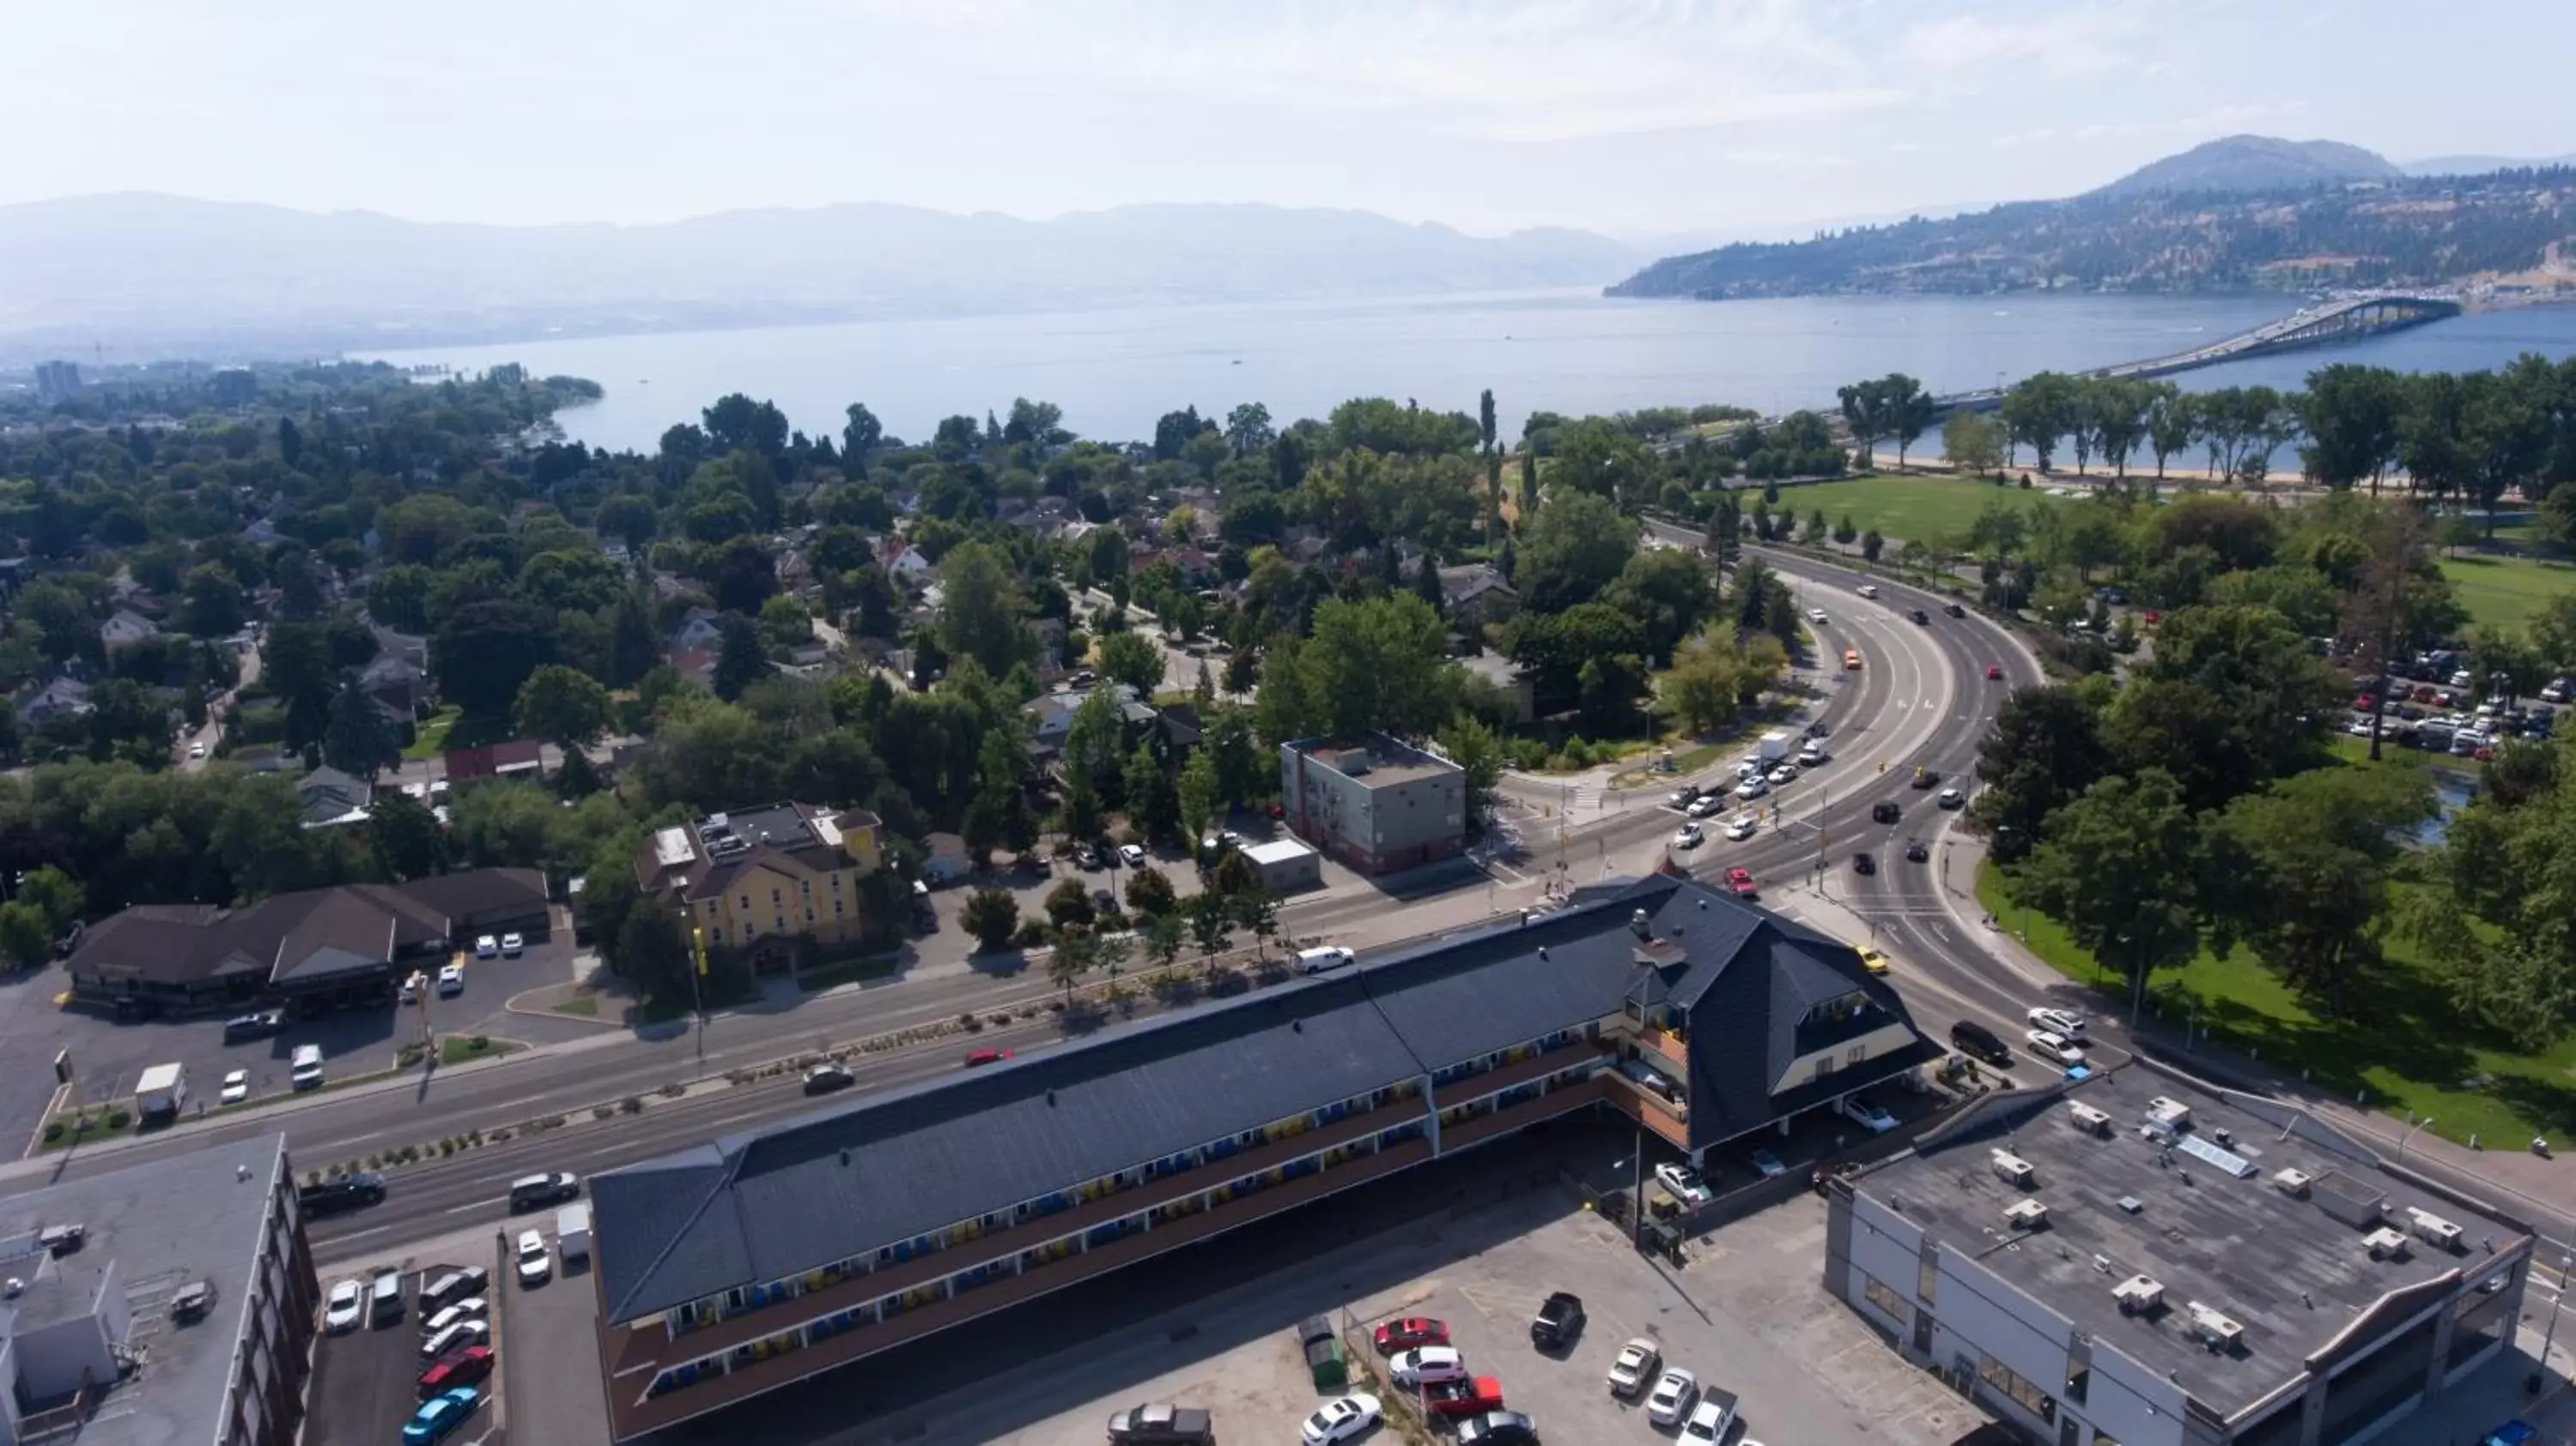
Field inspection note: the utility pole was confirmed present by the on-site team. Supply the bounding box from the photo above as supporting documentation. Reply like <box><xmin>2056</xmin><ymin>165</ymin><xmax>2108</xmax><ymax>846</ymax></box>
<box><xmin>683</xmin><ymin>911</ymin><xmax>708</xmax><ymax>1064</ymax></box>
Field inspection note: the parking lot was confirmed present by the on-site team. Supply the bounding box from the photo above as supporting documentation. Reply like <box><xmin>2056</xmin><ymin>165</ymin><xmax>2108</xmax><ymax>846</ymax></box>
<box><xmin>0</xmin><ymin>927</ymin><xmax>581</xmax><ymax>1155</ymax></box>
<box><xmin>503</xmin><ymin>1212</ymin><xmax>615</xmax><ymax>1446</ymax></box>
<box><xmin>307</xmin><ymin>1253</ymin><xmax>502</xmax><ymax>1446</ymax></box>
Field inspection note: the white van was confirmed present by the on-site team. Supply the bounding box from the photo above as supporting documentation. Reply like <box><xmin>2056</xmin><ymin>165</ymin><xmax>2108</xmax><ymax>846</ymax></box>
<box><xmin>1293</xmin><ymin>945</ymin><xmax>1354</xmax><ymax>976</ymax></box>
<box><xmin>290</xmin><ymin>1044</ymin><xmax>325</xmax><ymax>1091</ymax></box>
<box><xmin>369</xmin><ymin>1268</ymin><xmax>404</xmax><ymax>1323</ymax></box>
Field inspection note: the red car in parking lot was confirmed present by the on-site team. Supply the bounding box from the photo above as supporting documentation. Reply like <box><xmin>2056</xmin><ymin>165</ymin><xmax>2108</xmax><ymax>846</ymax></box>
<box><xmin>1372</xmin><ymin>1316</ymin><xmax>1450</xmax><ymax>1352</ymax></box>
<box><xmin>1725</xmin><ymin>868</ymin><xmax>1758</xmax><ymax>898</ymax></box>
<box><xmin>416</xmin><ymin>1345</ymin><xmax>494</xmax><ymax>1400</ymax></box>
<box><xmin>1424</xmin><ymin>1376</ymin><xmax>1505</xmax><ymax>1419</ymax></box>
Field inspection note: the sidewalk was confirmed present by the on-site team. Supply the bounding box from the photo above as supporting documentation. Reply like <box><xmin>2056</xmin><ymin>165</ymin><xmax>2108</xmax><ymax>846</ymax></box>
<box><xmin>1935</xmin><ymin>829</ymin><xmax>2576</xmax><ymax>1246</ymax></box>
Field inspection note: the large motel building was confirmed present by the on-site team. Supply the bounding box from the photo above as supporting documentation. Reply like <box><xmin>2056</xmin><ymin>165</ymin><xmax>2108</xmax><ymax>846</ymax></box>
<box><xmin>587</xmin><ymin>874</ymin><xmax>1942</xmax><ymax>1438</ymax></box>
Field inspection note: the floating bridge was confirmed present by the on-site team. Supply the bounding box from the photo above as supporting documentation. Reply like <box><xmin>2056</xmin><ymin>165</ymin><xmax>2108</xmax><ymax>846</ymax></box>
<box><xmin>1936</xmin><ymin>293</ymin><xmax>2463</xmax><ymax>411</ymax></box>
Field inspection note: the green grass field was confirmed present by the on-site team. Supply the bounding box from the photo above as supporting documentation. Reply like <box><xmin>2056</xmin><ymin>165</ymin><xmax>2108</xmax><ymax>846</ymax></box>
<box><xmin>1771</xmin><ymin>473</ymin><xmax>2071</xmax><ymax>545</ymax></box>
<box><xmin>2437</xmin><ymin>552</ymin><xmax>2576</xmax><ymax>633</ymax></box>
<box><xmin>1978</xmin><ymin>862</ymin><xmax>2576</xmax><ymax>1148</ymax></box>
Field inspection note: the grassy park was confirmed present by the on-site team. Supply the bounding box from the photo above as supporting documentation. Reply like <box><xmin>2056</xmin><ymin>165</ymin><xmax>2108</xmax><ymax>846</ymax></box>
<box><xmin>2436</xmin><ymin>551</ymin><xmax>2576</xmax><ymax>632</ymax></box>
<box><xmin>1978</xmin><ymin>862</ymin><xmax>2576</xmax><ymax>1148</ymax></box>
<box><xmin>1770</xmin><ymin>473</ymin><xmax>2071</xmax><ymax>544</ymax></box>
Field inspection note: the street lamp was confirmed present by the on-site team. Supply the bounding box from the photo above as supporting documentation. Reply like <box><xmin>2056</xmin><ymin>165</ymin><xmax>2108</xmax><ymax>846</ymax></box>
<box><xmin>2397</xmin><ymin>1114</ymin><xmax>2434</xmax><ymax>1159</ymax></box>
<box><xmin>679</xmin><ymin>908</ymin><xmax>708</xmax><ymax>1064</ymax></box>
<box><xmin>2540</xmin><ymin>1251</ymin><xmax>2573</xmax><ymax>1392</ymax></box>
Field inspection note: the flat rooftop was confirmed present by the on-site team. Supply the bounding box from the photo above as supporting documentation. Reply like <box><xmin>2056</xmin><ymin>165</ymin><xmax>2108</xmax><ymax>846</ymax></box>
<box><xmin>1859</xmin><ymin>1065</ymin><xmax>2524</xmax><ymax>1415</ymax></box>
<box><xmin>1285</xmin><ymin>734</ymin><xmax>1459</xmax><ymax>787</ymax></box>
<box><xmin>0</xmin><ymin>1133</ymin><xmax>290</xmax><ymax>1444</ymax></box>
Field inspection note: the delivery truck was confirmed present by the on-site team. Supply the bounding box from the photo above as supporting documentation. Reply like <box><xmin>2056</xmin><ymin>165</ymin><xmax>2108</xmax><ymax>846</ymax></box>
<box><xmin>136</xmin><ymin>1062</ymin><xmax>187</xmax><ymax>1121</ymax></box>
<box><xmin>1758</xmin><ymin>731</ymin><xmax>1790</xmax><ymax>763</ymax></box>
<box><xmin>556</xmin><ymin>1201</ymin><xmax>592</xmax><ymax>1263</ymax></box>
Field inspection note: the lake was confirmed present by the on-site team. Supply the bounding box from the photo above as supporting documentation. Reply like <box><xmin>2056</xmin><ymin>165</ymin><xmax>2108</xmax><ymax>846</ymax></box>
<box><xmin>364</xmin><ymin>289</ymin><xmax>2576</xmax><ymax>453</ymax></box>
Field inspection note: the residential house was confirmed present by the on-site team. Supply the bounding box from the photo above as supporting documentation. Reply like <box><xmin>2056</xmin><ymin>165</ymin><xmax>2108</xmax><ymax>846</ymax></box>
<box><xmin>445</xmin><ymin>739</ymin><xmax>546</xmax><ymax>782</ymax></box>
<box><xmin>1457</xmin><ymin>652</ymin><xmax>1536</xmax><ymax>725</ymax></box>
<box><xmin>671</xmin><ymin>607</ymin><xmax>724</xmax><ymax>659</ymax></box>
<box><xmin>884</xmin><ymin>543</ymin><xmax>934</xmax><ymax>581</ymax></box>
<box><xmin>294</xmin><ymin>766</ymin><xmax>373</xmax><ymax>829</ymax></box>
<box><xmin>17</xmin><ymin>677</ymin><xmax>93</xmax><ymax>725</ymax></box>
<box><xmin>99</xmin><ymin>609</ymin><xmax>160</xmax><ymax>655</ymax></box>
<box><xmin>357</xmin><ymin>653</ymin><xmax>432</xmax><ymax>721</ymax></box>
<box><xmin>1437</xmin><ymin>564</ymin><xmax>1521</xmax><ymax>629</ymax></box>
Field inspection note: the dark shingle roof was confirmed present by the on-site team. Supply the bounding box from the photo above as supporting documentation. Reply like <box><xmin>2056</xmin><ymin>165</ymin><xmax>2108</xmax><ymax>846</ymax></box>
<box><xmin>592</xmin><ymin>877</ymin><xmax>1935</xmax><ymax>1323</ymax></box>
<box><xmin>65</xmin><ymin>870</ymin><xmax>541</xmax><ymax>990</ymax></box>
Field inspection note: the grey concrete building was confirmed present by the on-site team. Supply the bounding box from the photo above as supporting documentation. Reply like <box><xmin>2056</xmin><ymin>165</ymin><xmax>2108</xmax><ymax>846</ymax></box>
<box><xmin>1279</xmin><ymin>733</ymin><xmax>1465</xmax><ymax>875</ymax></box>
<box><xmin>1823</xmin><ymin>1060</ymin><xmax>2532</xmax><ymax>1446</ymax></box>
<box><xmin>0</xmin><ymin>1131</ymin><xmax>316</xmax><ymax>1446</ymax></box>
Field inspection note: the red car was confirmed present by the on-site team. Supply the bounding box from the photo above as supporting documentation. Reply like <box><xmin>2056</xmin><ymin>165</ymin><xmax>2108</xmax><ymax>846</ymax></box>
<box><xmin>1985</xmin><ymin>664</ymin><xmax>2003</xmax><ymax>680</ymax></box>
<box><xmin>1725</xmin><ymin>868</ymin><xmax>1757</xmax><ymax>898</ymax></box>
<box><xmin>963</xmin><ymin>1047</ymin><xmax>1013</xmax><ymax>1067</ymax></box>
<box><xmin>1373</xmin><ymin>1316</ymin><xmax>1450</xmax><ymax>1353</ymax></box>
<box><xmin>2353</xmin><ymin>693</ymin><xmax>2376</xmax><ymax>712</ymax></box>
<box><xmin>1425</xmin><ymin>1376</ymin><xmax>1505</xmax><ymax>1419</ymax></box>
<box><xmin>416</xmin><ymin>1345</ymin><xmax>494</xmax><ymax>1400</ymax></box>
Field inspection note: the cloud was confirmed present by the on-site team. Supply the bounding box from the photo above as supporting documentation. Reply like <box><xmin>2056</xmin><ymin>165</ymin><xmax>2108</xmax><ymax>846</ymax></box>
<box><xmin>848</xmin><ymin>0</ymin><xmax>1909</xmax><ymax>141</ymax></box>
<box><xmin>1897</xmin><ymin>10</ymin><xmax>2131</xmax><ymax>82</ymax></box>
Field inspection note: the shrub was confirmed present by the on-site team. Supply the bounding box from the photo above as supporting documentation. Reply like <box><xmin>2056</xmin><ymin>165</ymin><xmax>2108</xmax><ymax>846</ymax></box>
<box><xmin>593</xmin><ymin>1104</ymin><xmax>617</xmax><ymax>1121</ymax></box>
<box><xmin>106</xmin><ymin>1108</ymin><xmax>131</xmax><ymax>1130</ymax></box>
<box><xmin>621</xmin><ymin>1096</ymin><xmax>643</xmax><ymax>1115</ymax></box>
<box><xmin>41</xmin><ymin>1121</ymin><xmax>64</xmax><ymax>1145</ymax></box>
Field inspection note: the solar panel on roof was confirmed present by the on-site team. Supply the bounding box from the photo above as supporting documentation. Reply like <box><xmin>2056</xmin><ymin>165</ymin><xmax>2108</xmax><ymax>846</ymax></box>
<box><xmin>2174</xmin><ymin>1133</ymin><xmax>2256</xmax><ymax>1179</ymax></box>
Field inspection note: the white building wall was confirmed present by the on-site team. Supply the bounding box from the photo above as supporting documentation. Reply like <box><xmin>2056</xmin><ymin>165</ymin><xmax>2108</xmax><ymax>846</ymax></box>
<box><xmin>1933</xmin><ymin>1246</ymin><xmax>2075</xmax><ymax>1397</ymax></box>
<box><xmin>2083</xmin><ymin>1338</ymin><xmax>2194</xmax><ymax>1446</ymax></box>
<box><xmin>1845</xmin><ymin>1193</ymin><xmax>1924</xmax><ymax>1309</ymax></box>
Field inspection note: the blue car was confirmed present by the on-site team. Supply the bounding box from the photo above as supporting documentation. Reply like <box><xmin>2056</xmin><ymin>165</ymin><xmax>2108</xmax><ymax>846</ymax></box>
<box><xmin>2480</xmin><ymin>1425</ymin><xmax>2534</xmax><ymax>1446</ymax></box>
<box><xmin>403</xmin><ymin>1385</ymin><xmax>481</xmax><ymax>1445</ymax></box>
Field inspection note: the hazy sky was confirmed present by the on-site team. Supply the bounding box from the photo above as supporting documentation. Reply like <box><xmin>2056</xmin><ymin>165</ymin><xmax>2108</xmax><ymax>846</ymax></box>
<box><xmin>11</xmin><ymin>0</ymin><xmax>2571</xmax><ymax>240</ymax></box>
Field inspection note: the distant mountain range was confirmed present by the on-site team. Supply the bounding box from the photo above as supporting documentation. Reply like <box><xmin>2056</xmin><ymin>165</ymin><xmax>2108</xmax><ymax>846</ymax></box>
<box><xmin>2403</xmin><ymin>152</ymin><xmax>2576</xmax><ymax>176</ymax></box>
<box><xmin>0</xmin><ymin>194</ymin><xmax>1643</xmax><ymax>364</ymax></box>
<box><xmin>1611</xmin><ymin>135</ymin><xmax>2576</xmax><ymax>303</ymax></box>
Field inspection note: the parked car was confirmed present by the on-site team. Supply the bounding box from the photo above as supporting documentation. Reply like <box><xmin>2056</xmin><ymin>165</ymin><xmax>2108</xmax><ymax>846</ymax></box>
<box><xmin>1455</xmin><ymin>1411</ymin><xmax>1539</xmax><ymax>1446</ymax></box>
<box><xmin>435</xmin><ymin>962</ymin><xmax>465</xmax><ymax>996</ymax></box>
<box><xmin>1949</xmin><ymin>1019</ymin><xmax>2012</xmax><ymax>1066</ymax></box>
<box><xmin>500</xmin><ymin>933</ymin><xmax>524</xmax><ymax>957</ymax></box>
<box><xmin>1388</xmin><ymin>1346</ymin><xmax>1468</xmax><ymax>1385</ymax></box>
<box><xmin>1607</xmin><ymin>1337</ymin><xmax>1661</xmax><ymax>1396</ymax></box>
<box><xmin>1529</xmin><ymin>1290</ymin><xmax>1586</xmax><ymax>1348</ymax></box>
<box><xmin>324</xmin><ymin>1279</ymin><xmax>366</xmax><ymax>1332</ymax></box>
<box><xmin>403</xmin><ymin>1387</ymin><xmax>482</xmax><ymax>1446</ymax></box>
<box><xmin>421</xmin><ymin>1298</ymin><xmax>487</xmax><ymax>1337</ymax></box>
<box><xmin>2025</xmin><ymin>1029</ymin><xmax>2087</xmax><ymax>1067</ymax></box>
<box><xmin>1372</xmin><ymin>1316</ymin><xmax>1449</xmax><ymax>1353</ymax></box>
<box><xmin>1105</xmin><ymin>1403</ymin><xmax>1215</xmax><ymax>1444</ymax></box>
<box><xmin>2026</xmin><ymin>1006</ymin><xmax>2087</xmax><ymax>1039</ymax></box>
<box><xmin>1725</xmin><ymin>867</ymin><xmax>1757</xmax><ymax>898</ymax></box>
<box><xmin>1656</xmin><ymin>1162</ymin><xmax>1713</xmax><ymax>1206</ymax></box>
<box><xmin>222</xmin><ymin>1008</ymin><xmax>285</xmax><ymax>1042</ymax></box>
<box><xmin>1743</xmin><ymin>1146</ymin><xmax>1786</xmax><ymax>1178</ymax></box>
<box><xmin>1300</xmin><ymin>1394</ymin><xmax>1382</xmax><ymax>1444</ymax></box>
<box><xmin>803</xmin><ymin>1063</ymin><xmax>856</xmax><ymax>1095</ymax></box>
<box><xmin>418</xmin><ymin>1320</ymin><xmax>488</xmax><ymax>1360</ymax></box>
<box><xmin>514</xmin><ymin>1229</ymin><xmax>550</xmax><ymax>1287</ymax></box>
<box><xmin>1118</xmin><ymin>844</ymin><xmax>1148</xmax><ymax>868</ymax></box>
<box><xmin>472</xmin><ymin>934</ymin><xmax>498</xmax><ymax>959</ymax></box>
<box><xmin>1838</xmin><ymin>1096</ymin><xmax>1897</xmax><ymax>1133</ymax></box>
<box><xmin>1422</xmin><ymin>1376</ymin><xmax>1504</xmax><ymax>1420</ymax></box>
<box><xmin>220</xmin><ymin>1069</ymin><xmax>250</xmax><ymax>1105</ymax></box>
<box><xmin>421</xmin><ymin>1267</ymin><xmax>487</xmax><ymax>1311</ymax></box>
<box><xmin>1647</xmin><ymin>1366</ymin><xmax>1700</xmax><ymax>1425</ymax></box>
<box><xmin>1797</xmin><ymin>741</ymin><xmax>1829</xmax><ymax>765</ymax></box>
<box><xmin>1681</xmin><ymin>1392</ymin><xmax>1741</xmax><ymax>1444</ymax></box>
<box><xmin>416</xmin><ymin>1345</ymin><xmax>494</xmax><ymax>1400</ymax></box>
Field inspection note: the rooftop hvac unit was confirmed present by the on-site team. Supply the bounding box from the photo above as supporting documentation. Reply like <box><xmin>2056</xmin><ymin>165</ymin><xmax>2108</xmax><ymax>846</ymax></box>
<box><xmin>2362</xmin><ymin>1227</ymin><xmax>2411</xmax><ymax>1261</ymax></box>
<box><xmin>2146</xmin><ymin>1096</ymin><xmax>2192</xmax><ymax>1132</ymax></box>
<box><xmin>2002</xmin><ymin>1199</ymin><xmax>2050</xmax><ymax>1230</ymax></box>
<box><xmin>2067</xmin><ymin>1102</ymin><xmax>2111</xmax><ymax>1136</ymax></box>
<box><xmin>2406</xmin><ymin>1207</ymin><xmax>2464</xmax><ymax>1252</ymax></box>
<box><xmin>2112</xmin><ymin>1274</ymin><xmax>2165</xmax><ymax>1315</ymax></box>
<box><xmin>2185</xmin><ymin>1301</ymin><xmax>2245</xmax><ymax>1352</ymax></box>
<box><xmin>1991</xmin><ymin>1150</ymin><xmax>2037</xmax><ymax>1188</ymax></box>
<box><xmin>2270</xmin><ymin>1167</ymin><xmax>2313</xmax><ymax>1198</ymax></box>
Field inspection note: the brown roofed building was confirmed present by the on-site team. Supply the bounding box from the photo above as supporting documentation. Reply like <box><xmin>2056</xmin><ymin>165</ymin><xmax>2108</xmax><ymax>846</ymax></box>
<box><xmin>635</xmin><ymin>802</ymin><xmax>884</xmax><ymax>970</ymax></box>
<box><xmin>444</xmin><ymin>738</ymin><xmax>545</xmax><ymax>782</ymax></box>
<box><xmin>66</xmin><ymin>869</ymin><xmax>550</xmax><ymax>1014</ymax></box>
